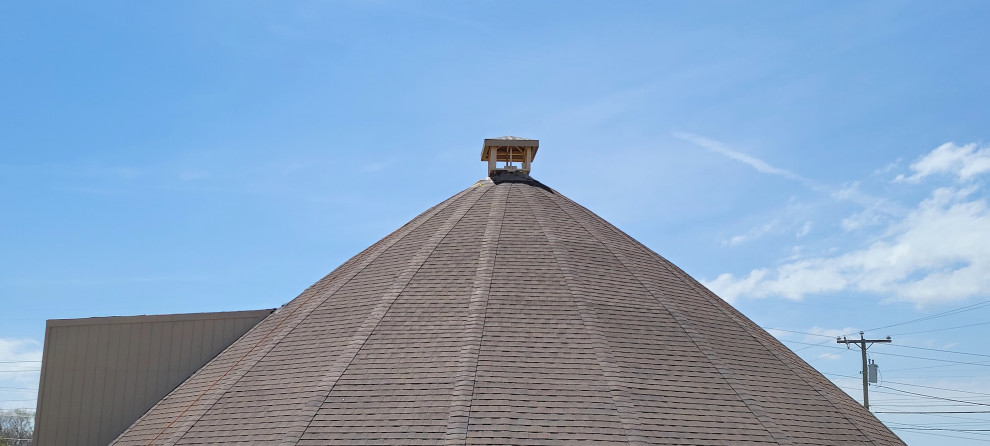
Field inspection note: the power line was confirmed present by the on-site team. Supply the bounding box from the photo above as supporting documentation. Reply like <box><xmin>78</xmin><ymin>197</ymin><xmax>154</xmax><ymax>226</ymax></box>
<box><xmin>762</xmin><ymin>328</ymin><xmax>862</xmax><ymax>353</ymax></box>
<box><xmin>886</xmin><ymin>426</ymin><xmax>990</xmax><ymax>442</ymax></box>
<box><xmin>885</xmin><ymin>373</ymin><xmax>990</xmax><ymax>379</ymax></box>
<box><xmin>0</xmin><ymin>360</ymin><xmax>40</xmax><ymax>364</ymax></box>
<box><xmin>762</xmin><ymin>327</ymin><xmax>837</xmax><ymax>338</ymax></box>
<box><xmin>872</xmin><ymin>402</ymin><xmax>990</xmax><ymax>408</ymax></box>
<box><xmin>866</xmin><ymin>300</ymin><xmax>990</xmax><ymax>332</ymax></box>
<box><xmin>926</xmin><ymin>413</ymin><xmax>990</xmax><ymax>423</ymax></box>
<box><xmin>896</xmin><ymin>417</ymin><xmax>990</xmax><ymax>424</ymax></box>
<box><xmin>888</xmin><ymin>343</ymin><xmax>990</xmax><ymax>359</ymax></box>
<box><xmin>880</xmin><ymin>386</ymin><xmax>990</xmax><ymax>407</ymax></box>
<box><xmin>823</xmin><ymin>373</ymin><xmax>990</xmax><ymax>397</ymax></box>
<box><xmin>886</xmin><ymin>418</ymin><xmax>990</xmax><ymax>442</ymax></box>
<box><xmin>739</xmin><ymin>335</ymin><xmax>990</xmax><ymax>368</ymax></box>
<box><xmin>872</xmin><ymin>351</ymin><xmax>990</xmax><ymax>367</ymax></box>
<box><xmin>896</xmin><ymin>427</ymin><xmax>990</xmax><ymax>433</ymax></box>
<box><xmin>779</xmin><ymin>338</ymin><xmax>847</xmax><ymax>350</ymax></box>
<box><xmin>874</xmin><ymin>403</ymin><xmax>990</xmax><ymax>408</ymax></box>
<box><xmin>884</xmin><ymin>363</ymin><xmax>973</xmax><ymax>373</ymax></box>
<box><xmin>773</xmin><ymin>333</ymin><xmax>990</xmax><ymax>364</ymax></box>
<box><xmin>825</xmin><ymin>372</ymin><xmax>861</xmax><ymax>380</ymax></box>
<box><xmin>871</xmin><ymin>395</ymin><xmax>990</xmax><ymax>404</ymax></box>
<box><xmin>869</xmin><ymin>395</ymin><xmax>978</xmax><ymax>402</ymax></box>
<box><xmin>794</xmin><ymin>340</ymin><xmax>838</xmax><ymax>353</ymax></box>
<box><xmin>891</xmin><ymin>423</ymin><xmax>990</xmax><ymax>437</ymax></box>
<box><xmin>891</xmin><ymin>320</ymin><xmax>990</xmax><ymax>336</ymax></box>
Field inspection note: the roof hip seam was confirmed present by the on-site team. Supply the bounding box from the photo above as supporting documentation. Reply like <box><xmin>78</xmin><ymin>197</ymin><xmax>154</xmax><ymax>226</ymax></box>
<box><xmin>520</xmin><ymin>184</ymin><xmax>649</xmax><ymax>445</ymax></box>
<box><xmin>534</xmin><ymin>186</ymin><xmax>796</xmax><ymax>445</ymax></box>
<box><xmin>286</xmin><ymin>182</ymin><xmax>492</xmax><ymax>444</ymax></box>
<box><xmin>444</xmin><ymin>183</ymin><xmax>506</xmax><ymax>445</ymax></box>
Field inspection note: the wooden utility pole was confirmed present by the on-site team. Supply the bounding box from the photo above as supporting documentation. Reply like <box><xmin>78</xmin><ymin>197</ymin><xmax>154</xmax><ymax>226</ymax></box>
<box><xmin>837</xmin><ymin>332</ymin><xmax>891</xmax><ymax>411</ymax></box>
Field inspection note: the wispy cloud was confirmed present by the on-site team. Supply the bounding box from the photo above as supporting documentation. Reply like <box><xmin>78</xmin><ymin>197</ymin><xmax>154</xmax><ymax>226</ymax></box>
<box><xmin>832</xmin><ymin>181</ymin><xmax>904</xmax><ymax>232</ymax></box>
<box><xmin>550</xmin><ymin>83</ymin><xmax>661</xmax><ymax>129</ymax></box>
<box><xmin>673</xmin><ymin>131</ymin><xmax>816</xmax><ymax>186</ymax></box>
<box><xmin>722</xmin><ymin>214</ymin><xmax>813</xmax><ymax>249</ymax></box>
<box><xmin>725</xmin><ymin>220</ymin><xmax>779</xmax><ymax>246</ymax></box>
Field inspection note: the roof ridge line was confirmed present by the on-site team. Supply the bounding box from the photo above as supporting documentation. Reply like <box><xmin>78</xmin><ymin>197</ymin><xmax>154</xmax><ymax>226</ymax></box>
<box><xmin>521</xmin><ymin>185</ymin><xmax>648</xmax><ymax>446</ymax></box>
<box><xmin>537</xmin><ymin>188</ymin><xmax>794</xmax><ymax>445</ymax></box>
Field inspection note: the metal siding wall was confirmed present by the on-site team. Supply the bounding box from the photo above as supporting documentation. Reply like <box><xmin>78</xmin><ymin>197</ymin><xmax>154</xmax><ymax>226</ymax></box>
<box><xmin>33</xmin><ymin>310</ymin><xmax>273</xmax><ymax>446</ymax></box>
<box><xmin>103</xmin><ymin>322</ymin><xmax>125</xmax><ymax>444</ymax></box>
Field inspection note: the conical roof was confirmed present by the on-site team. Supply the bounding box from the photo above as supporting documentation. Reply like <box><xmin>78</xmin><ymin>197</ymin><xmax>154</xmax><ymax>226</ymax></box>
<box><xmin>112</xmin><ymin>172</ymin><xmax>904</xmax><ymax>445</ymax></box>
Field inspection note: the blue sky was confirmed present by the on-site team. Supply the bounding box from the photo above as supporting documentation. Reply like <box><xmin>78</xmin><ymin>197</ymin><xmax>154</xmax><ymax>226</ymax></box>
<box><xmin>2</xmin><ymin>1</ymin><xmax>990</xmax><ymax>443</ymax></box>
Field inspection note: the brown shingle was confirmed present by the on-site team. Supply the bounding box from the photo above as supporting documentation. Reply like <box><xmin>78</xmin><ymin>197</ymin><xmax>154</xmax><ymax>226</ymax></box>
<box><xmin>112</xmin><ymin>173</ymin><xmax>905</xmax><ymax>445</ymax></box>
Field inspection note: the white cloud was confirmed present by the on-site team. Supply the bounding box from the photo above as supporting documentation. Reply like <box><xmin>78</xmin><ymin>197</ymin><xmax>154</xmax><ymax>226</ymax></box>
<box><xmin>708</xmin><ymin>269</ymin><xmax>768</xmax><ymax>303</ymax></box>
<box><xmin>705</xmin><ymin>142</ymin><xmax>990</xmax><ymax>306</ymax></box>
<box><xmin>796</xmin><ymin>221</ymin><xmax>812</xmax><ymax>238</ymax></box>
<box><xmin>894</xmin><ymin>142</ymin><xmax>990</xmax><ymax>183</ymax></box>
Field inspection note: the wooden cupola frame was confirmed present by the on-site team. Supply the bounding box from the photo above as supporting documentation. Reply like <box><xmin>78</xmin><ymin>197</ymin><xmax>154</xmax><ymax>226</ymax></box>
<box><xmin>482</xmin><ymin>137</ymin><xmax>539</xmax><ymax>177</ymax></box>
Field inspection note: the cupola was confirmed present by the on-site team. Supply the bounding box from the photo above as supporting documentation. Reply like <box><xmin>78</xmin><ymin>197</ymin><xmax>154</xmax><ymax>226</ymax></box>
<box><xmin>481</xmin><ymin>136</ymin><xmax>539</xmax><ymax>177</ymax></box>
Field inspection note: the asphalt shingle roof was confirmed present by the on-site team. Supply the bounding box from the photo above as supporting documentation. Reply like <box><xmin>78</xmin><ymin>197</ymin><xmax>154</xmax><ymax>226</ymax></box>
<box><xmin>112</xmin><ymin>173</ymin><xmax>905</xmax><ymax>445</ymax></box>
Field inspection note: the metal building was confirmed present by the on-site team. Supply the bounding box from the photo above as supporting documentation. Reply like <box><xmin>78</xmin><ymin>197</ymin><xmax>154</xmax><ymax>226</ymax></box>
<box><xmin>33</xmin><ymin>310</ymin><xmax>272</xmax><ymax>446</ymax></box>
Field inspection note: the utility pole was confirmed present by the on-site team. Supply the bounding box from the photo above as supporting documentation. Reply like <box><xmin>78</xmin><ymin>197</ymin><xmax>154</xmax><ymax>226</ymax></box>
<box><xmin>837</xmin><ymin>332</ymin><xmax>891</xmax><ymax>411</ymax></box>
